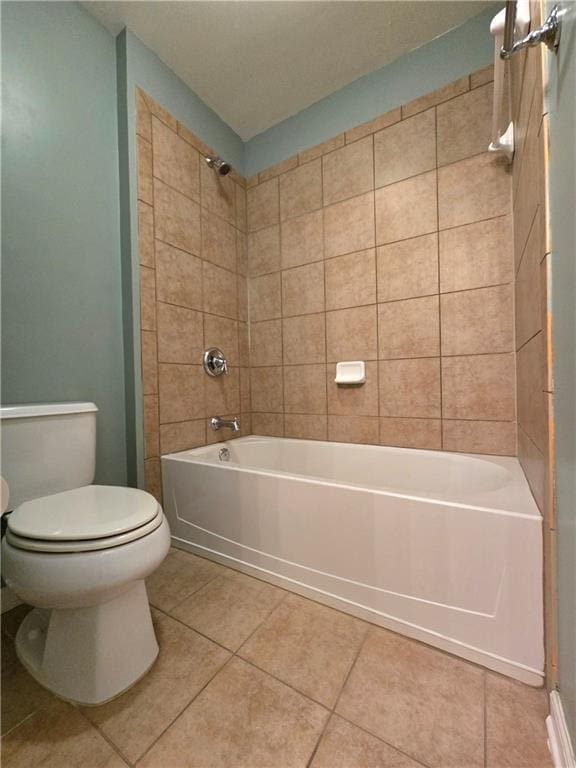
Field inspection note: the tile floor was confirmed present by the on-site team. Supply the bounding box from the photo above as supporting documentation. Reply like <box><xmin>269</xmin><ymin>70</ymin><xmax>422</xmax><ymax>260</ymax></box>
<box><xmin>2</xmin><ymin>547</ymin><xmax>553</xmax><ymax>768</ymax></box>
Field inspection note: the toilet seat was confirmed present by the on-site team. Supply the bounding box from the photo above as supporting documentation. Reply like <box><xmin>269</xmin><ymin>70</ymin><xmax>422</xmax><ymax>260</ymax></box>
<box><xmin>7</xmin><ymin>485</ymin><xmax>161</xmax><ymax>553</ymax></box>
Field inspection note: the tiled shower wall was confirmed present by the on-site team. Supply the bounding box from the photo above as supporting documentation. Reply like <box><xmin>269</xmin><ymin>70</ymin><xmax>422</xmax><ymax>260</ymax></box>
<box><xmin>510</xmin><ymin>0</ymin><xmax>556</xmax><ymax>683</ymax></box>
<box><xmin>247</xmin><ymin>67</ymin><xmax>517</xmax><ymax>454</ymax></box>
<box><xmin>136</xmin><ymin>90</ymin><xmax>251</xmax><ymax>501</ymax></box>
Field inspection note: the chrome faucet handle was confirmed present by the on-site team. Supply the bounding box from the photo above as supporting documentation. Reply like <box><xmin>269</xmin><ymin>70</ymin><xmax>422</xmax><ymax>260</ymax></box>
<box><xmin>203</xmin><ymin>348</ymin><xmax>228</xmax><ymax>377</ymax></box>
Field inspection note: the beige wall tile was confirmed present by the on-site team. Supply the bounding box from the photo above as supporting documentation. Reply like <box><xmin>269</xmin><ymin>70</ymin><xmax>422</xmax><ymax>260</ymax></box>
<box><xmin>136</xmin><ymin>87</ymin><xmax>152</xmax><ymax>142</ymax></box>
<box><xmin>438</xmin><ymin>154</ymin><xmax>511</xmax><ymax>230</ymax></box>
<box><xmin>258</xmin><ymin>155</ymin><xmax>298</xmax><ymax>183</ymax></box>
<box><xmin>328</xmin><ymin>362</ymin><xmax>379</xmax><ymax>416</ymax></box>
<box><xmin>248</xmin><ymin>225</ymin><xmax>281</xmax><ymax>276</ymax></box>
<box><xmin>137</xmin><ymin>136</ymin><xmax>153</xmax><ymax>204</ymax></box>
<box><xmin>236</xmin><ymin>231</ymin><xmax>248</xmax><ymax>276</ymax></box>
<box><xmin>201</xmin><ymin>211</ymin><xmax>237</xmax><ymax>272</ymax></box>
<box><xmin>249</xmin><ymin>272</ymin><xmax>281</xmax><ymax>321</ymax></box>
<box><xmin>160</xmin><ymin>420</ymin><xmax>206</xmax><ymax>454</ymax></box>
<box><xmin>375</xmin><ymin>171</ymin><xmax>437</xmax><ymax>245</ymax></box>
<box><xmin>374</xmin><ymin>109</ymin><xmax>436</xmax><ymax>188</ymax></box>
<box><xmin>159</xmin><ymin>364</ymin><xmax>204</xmax><ymax>423</ymax></box>
<box><xmin>240</xmin><ymin>366</ymin><xmax>251</xmax><ymax>412</ymax></box>
<box><xmin>283</xmin><ymin>314</ymin><xmax>326</xmax><ymax>365</ymax></box>
<box><xmin>157</xmin><ymin>302</ymin><xmax>203</xmax><ymax>364</ymax></box>
<box><xmin>144</xmin><ymin>457</ymin><xmax>162</xmax><ymax>502</ymax></box>
<box><xmin>154</xmin><ymin>179</ymin><xmax>201</xmax><ymax>256</ymax></box>
<box><xmin>143</xmin><ymin>93</ymin><xmax>178</xmax><ymax>131</ymax></box>
<box><xmin>518</xmin><ymin>425</ymin><xmax>546</xmax><ymax>512</ymax></box>
<box><xmin>202</xmin><ymin>262</ymin><xmax>237</xmax><ymax>319</ymax></box>
<box><xmin>439</xmin><ymin>215</ymin><xmax>513</xmax><ymax>293</ymax></box>
<box><xmin>470</xmin><ymin>65</ymin><xmax>494</xmax><ymax>89</ymax></box>
<box><xmin>205</xmin><ymin>366</ymin><xmax>240</xmax><ymax>415</ymax></box>
<box><xmin>138</xmin><ymin>202</ymin><xmax>155</xmax><ymax>267</ymax></box>
<box><xmin>204</xmin><ymin>315</ymin><xmax>239</xmax><ymax>366</ymax></box>
<box><xmin>379</xmin><ymin>358</ymin><xmax>441</xmax><ymax>418</ymax></box>
<box><xmin>284</xmin><ymin>414</ymin><xmax>328</xmax><ymax>441</ymax></box>
<box><xmin>247</xmin><ymin>178</ymin><xmax>279</xmax><ymax>232</ymax></box>
<box><xmin>325</xmin><ymin>249</ymin><xmax>376</xmax><ymax>310</ymax></box>
<box><xmin>251</xmin><ymin>367</ymin><xmax>284</xmax><ymax>412</ymax></box>
<box><xmin>238</xmin><ymin>321</ymin><xmax>250</xmax><ymax>366</ymax></box>
<box><xmin>141</xmin><ymin>331</ymin><xmax>158</xmax><ymax>395</ymax></box>
<box><xmin>326</xmin><ymin>305</ymin><xmax>378</xmax><ymax>362</ymax></box>
<box><xmin>250</xmin><ymin>320</ymin><xmax>283</xmax><ymax>367</ymax></box>
<box><xmin>152</xmin><ymin>117</ymin><xmax>199</xmax><ymax>201</ymax></box>
<box><xmin>282</xmin><ymin>262</ymin><xmax>325</xmax><ymax>317</ymax></box>
<box><xmin>437</xmin><ymin>84</ymin><xmax>493</xmax><ymax>167</ymax></box>
<box><xmin>298</xmin><ymin>134</ymin><xmax>345</xmax><ymax>164</ymax></box>
<box><xmin>441</xmin><ymin>285</ymin><xmax>514</xmax><ymax>356</ymax></box>
<box><xmin>377</xmin><ymin>234</ymin><xmax>438</xmax><ymax>302</ymax></box>
<box><xmin>140</xmin><ymin>266</ymin><xmax>157</xmax><ymax>331</ymax></box>
<box><xmin>252</xmin><ymin>412</ymin><xmax>284</xmax><ymax>436</ymax></box>
<box><xmin>442</xmin><ymin>353</ymin><xmax>516</xmax><ymax>420</ymax></box>
<box><xmin>143</xmin><ymin>395</ymin><xmax>160</xmax><ymax>459</ymax></box>
<box><xmin>238</xmin><ymin>275</ymin><xmax>248</xmax><ymax>322</ymax></box>
<box><xmin>517</xmin><ymin>332</ymin><xmax>546</xmax><ymax>452</ymax></box>
<box><xmin>281</xmin><ymin>210</ymin><xmax>324</xmax><ymax>269</ymax></box>
<box><xmin>516</xmin><ymin>213</ymin><xmax>543</xmax><ymax>349</ymax></box>
<box><xmin>177</xmin><ymin>122</ymin><xmax>212</xmax><ymax>156</ymax></box>
<box><xmin>284</xmin><ymin>365</ymin><xmax>327</xmax><ymax>414</ymax></box>
<box><xmin>200</xmin><ymin>161</ymin><xmax>236</xmax><ymax>225</ymax></box>
<box><xmin>378</xmin><ymin>296</ymin><xmax>440</xmax><ymax>359</ymax></box>
<box><xmin>328</xmin><ymin>415</ymin><xmax>379</xmax><ymax>444</ymax></box>
<box><xmin>401</xmin><ymin>76</ymin><xmax>470</xmax><ymax>118</ymax></box>
<box><xmin>442</xmin><ymin>420</ymin><xmax>516</xmax><ymax>456</ymax></box>
<box><xmin>322</xmin><ymin>137</ymin><xmax>374</xmax><ymax>207</ymax></box>
<box><xmin>280</xmin><ymin>160</ymin><xmax>322</xmax><ymax>221</ymax></box>
<box><xmin>345</xmin><ymin>108</ymin><xmax>402</xmax><ymax>144</ymax></box>
<box><xmin>235</xmin><ymin>183</ymin><xmax>247</xmax><ymax>232</ymax></box>
<box><xmin>324</xmin><ymin>192</ymin><xmax>375</xmax><ymax>259</ymax></box>
<box><xmin>379</xmin><ymin>417</ymin><xmax>441</xmax><ymax>450</ymax></box>
<box><xmin>155</xmin><ymin>240</ymin><xmax>202</xmax><ymax>311</ymax></box>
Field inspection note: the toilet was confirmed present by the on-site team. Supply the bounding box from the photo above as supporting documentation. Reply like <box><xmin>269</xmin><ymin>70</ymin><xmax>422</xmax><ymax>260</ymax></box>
<box><xmin>0</xmin><ymin>402</ymin><xmax>170</xmax><ymax>705</ymax></box>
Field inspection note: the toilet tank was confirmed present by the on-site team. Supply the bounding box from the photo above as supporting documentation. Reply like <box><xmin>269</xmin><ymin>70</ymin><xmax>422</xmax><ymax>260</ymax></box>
<box><xmin>0</xmin><ymin>402</ymin><xmax>98</xmax><ymax>510</ymax></box>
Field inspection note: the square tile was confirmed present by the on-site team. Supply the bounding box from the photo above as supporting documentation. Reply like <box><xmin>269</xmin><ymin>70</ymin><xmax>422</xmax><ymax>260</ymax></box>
<box><xmin>147</xmin><ymin>549</ymin><xmax>223</xmax><ymax>612</ymax></box>
<box><xmin>376</xmin><ymin>171</ymin><xmax>437</xmax><ymax>245</ymax></box>
<box><xmin>248</xmin><ymin>225</ymin><xmax>281</xmax><ymax>276</ymax></box>
<box><xmin>327</xmin><ymin>361</ymin><xmax>379</xmax><ymax>416</ymax></box>
<box><xmin>137</xmin><ymin>136</ymin><xmax>153</xmax><ymax>204</ymax></box>
<box><xmin>250</xmin><ymin>367</ymin><xmax>284</xmax><ymax>413</ymax></box>
<box><xmin>437</xmin><ymin>83</ymin><xmax>493</xmax><ymax>166</ymax></box>
<box><xmin>324</xmin><ymin>192</ymin><xmax>375</xmax><ymax>259</ymax></box>
<box><xmin>247</xmin><ymin>177</ymin><xmax>279</xmax><ymax>232</ymax></box>
<box><xmin>280</xmin><ymin>159</ymin><xmax>322</xmax><ymax>220</ymax></box>
<box><xmin>378</xmin><ymin>296</ymin><xmax>440</xmax><ymax>359</ymax></box>
<box><xmin>284</xmin><ymin>365</ymin><xmax>327</xmax><ymax>414</ymax></box>
<box><xmin>327</xmin><ymin>415</ymin><xmax>379</xmax><ymax>444</ymax></box>
<box><xmin>204</xmin><ymin>315</ymin><xmax>239</xmax><ymax>365</ymax></box>
<box><xmin>157</xmin><ymin>303</ymin><xmax>203</xmax><ymax>364</ymax></box>
<box><xmin>374</xmin><ymin>109</ymin><xmax>436</xmax><ymax>188</ymax></box>
<box><xmin>143</xmin><ymin>93</ymin><xmax>178</xmax><ymax>131</ymax></box>
<box><xmin>471</xmin><ymin>64</ymin><xmax>494</xmax><ymax>88</ymax></box>
<box><xmin>250</xmin><ymin>320</ymin><xmax>283</xmax><ymax>367</ymax></box>
<box><xmin>345</xmin><ymin>107</ymin><xmax>401</xmax><ymax>144</ymax></box>
<box><xmin>200</xmin><ymin>160</ymin><xmax>236</xmax><ymax>225</ymax></box>
<box><xmin>249</xmin><ymin>272</ymin><xmax>281</xmax><ymax>321</ymax></box>
<box><xmin>326</xmin><ymin>306</ymin><xmax>378</xmax><ymax>361</ymax></box>
<box><xmin>171</xmin><ymin>571</ymin><xmax>285</xmax><ymax>651</ymax></box>
<box><xmin>336</xmin><ymin>628</ymin><xmax>484</xmax><ymax>768</ymax></box>
<box><xmin>284</xmin><ymin>414</ymin><xmax>328</xmax><ymax>440</ymax></box>
<box><xmin>152</xmin><ymin>116</ymin><xmax>199</xmax><ymax>201</ymax></box>
<box><xmin>138</xmin><ymin>202</ymin><xmax>155</xmax><ymax>268</ymax></box>
<box><xmin>252</xmin><ymin>412</ymin><xmax>284</xmax><ymax>436</ymax></box>
<box><xmin>158</xmin><ymin>364</ymin><xmax>204</xmax><ymax>423</ymax></box>
<box><xmin>401</xmin><ymin>76</ymin><xmax>470</xmax><ymax>118</ymax></box>
<box><xmin>259</xmin><ymin>155</ymin><xmax>298</xmax><ymax>182</ymax></box>
<box><xmin>281</xmin><ymin>210</ymin><xmax>324</xmax><ymax>269</ymax></box>
<box><xmin>283</xmin><ymin>314</ymin><xmax>326</xmax><ymax>365</ymax></box>
<box><xmin>154</xmin><ymin>178</ymin><xmax>201</xmax><ymax>256</ymax></box>
<box><xmin>160</xmin><ymin>420</ymin><xmax>205</xmax><ymax>454</ymax></box>
<box><xmin>442</xmin><ymin>420</ymin><xmax>516</xmax><ymax>455</ymax></box>
<box><xmin>201</xmin><ymin>210</ymin><xmax>237</xmax><ymax>272</ymax></box>
<box><xmin>379</xmin><ymin>417</ymin><xmax>442</xmax><ymax>449</ymax></box>
<box><xmin>325</xmin><ymin>249</ymin><xmax>376</xmax><ymax>310</ymax></box>
<box><xmin>282</xmin><ymin>262</ymin><xmax>325</xmax><ymax>317</ymax></box>
<box><xmin>141</xmin><ymin>331</ymin><xmax>158</xmax><ymax>395</ymax></box>
<box><xmin>515</xmin><ymin>212</ymin><xmax>543</xmax><ymax>349</ymax></box>
<box><xmin>299</xmin><ymin>134</ymin><xmax>345</xmax><ymax>164</ymax></box>
<box><xmin>155</xmin><ymin>240</ymin><xmax>203</xmax><ymax>311</ymax></box>
<box><xmin>204</xmin><ymin>365</ymin><xmax>240</xmax><ymax>415</ymax></box>
<box><xmin>144</xmin><ymin>458</ymin><xmax>162</xmax><ymax>503</ymax></box>
<box><xmin>379</xmin><ymin>359</ymin><xmax>441</xmax><ymax>418</ymax></box>
<box><xmin>236</xmin><ymin>230</ymin><xmax>248</xmax><ymax>276</ymax></box>
<box><xmin>83</xmin><ymin>612</ymin><xmax>229</xmax><ymax>764</ymax></box>
<box><xmin>202</xmin><ymin>262</ymin><xmax>237</xmax><ymax>319</ymax></box>
<box><xmin>140</xmin><ymin>266</ymin><xmax>157</xmax><ymax>331</ymax></box>
<box><xmin>143</xmin><ymin>395</ymin><xmax>159</xmax><ymax>459</ymax></box>
<box><xmin>377</xmin><ymin>234</ymin><xmax>438</xmax><ymax>302</ymax></box>
<box><xmin>239</xmin><ymin>594</ymin><xmax>367</xmax><ymax>708</ymax></box>
<box><xmin>322</xmin><ymin>137</ymin><xmax>374</xmax><ymax>207</ymax></box>
<box><xmin>441</xmin><ymin>285</ymin><xmax>513</xmax><ymax>356</ymax></box>
<box><xmin>138</xmin><ymin>657</ymin><xmax>329</xmax><ymax>768</ymax></box>
<box><xmin>235</xmin><ymin>183</ymin><xmax>247</xmax><ymax>231</ymax></box>
<box><xmin>442</xmin><ymin>354</ymin><xmax>516</xmax><ymax>421</ymax></box>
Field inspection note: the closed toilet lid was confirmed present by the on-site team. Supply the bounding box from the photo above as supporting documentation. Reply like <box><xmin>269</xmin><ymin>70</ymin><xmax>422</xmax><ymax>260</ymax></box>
<box><xmin>8</xmin><ymin>485</ymin><xmax>160</xmax><ymax>541</ymax></box>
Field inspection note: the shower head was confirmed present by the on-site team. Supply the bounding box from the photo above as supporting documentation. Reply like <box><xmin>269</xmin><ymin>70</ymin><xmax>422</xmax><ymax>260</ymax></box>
<box><xmin>205</xmin><ymin>154</ymin><xmax>231</xmax><ymax>176</ymax></box>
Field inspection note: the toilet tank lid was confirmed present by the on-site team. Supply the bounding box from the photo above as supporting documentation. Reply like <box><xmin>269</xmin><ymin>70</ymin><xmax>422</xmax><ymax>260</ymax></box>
<box><xmin>0</xmin><ymin>402</ymin><xmax>98</xmax><ymax>419</ymax></box>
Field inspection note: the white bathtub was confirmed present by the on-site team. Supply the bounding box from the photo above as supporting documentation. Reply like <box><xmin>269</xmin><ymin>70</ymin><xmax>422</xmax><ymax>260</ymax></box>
<box><xmin>162</xmin><ymin>436</ymin><xmax>544</xmax><ymax>684</ymax></box>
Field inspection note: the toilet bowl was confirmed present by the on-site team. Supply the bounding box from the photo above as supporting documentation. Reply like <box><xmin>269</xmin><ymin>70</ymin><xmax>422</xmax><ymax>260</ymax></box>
<box><xmin>2</xmin><ymin>485</ymin><xmax>170</xmax><ymax>705</ymax></box>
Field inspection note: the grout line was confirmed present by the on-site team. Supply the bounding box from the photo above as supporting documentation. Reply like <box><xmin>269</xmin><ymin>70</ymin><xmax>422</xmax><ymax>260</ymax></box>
<box><xmin>78</xmin><ymin>709</ymin><xmax>135</xmax><ymax>767</ymax></box>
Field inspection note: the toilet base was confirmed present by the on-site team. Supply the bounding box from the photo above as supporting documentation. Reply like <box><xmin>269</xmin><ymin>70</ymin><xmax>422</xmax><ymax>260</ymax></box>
<box><xmin>15</xmin><ymin>580</ymin><xmax>159</xmax><ymax>705</ymax></box>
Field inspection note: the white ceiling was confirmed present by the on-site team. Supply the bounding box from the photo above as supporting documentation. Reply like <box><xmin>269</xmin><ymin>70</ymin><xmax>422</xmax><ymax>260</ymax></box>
<box><xmin>84</xmin><ymin>1</ymin><xmax>493</xmax><ymax>140</ymax></box>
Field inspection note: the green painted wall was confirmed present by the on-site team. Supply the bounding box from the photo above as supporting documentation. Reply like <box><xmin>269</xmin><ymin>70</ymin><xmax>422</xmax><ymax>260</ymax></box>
<box><xmin>1</xmin><ymin>2</ymin><xmax>127</xmax><ymax>485</ymax></box>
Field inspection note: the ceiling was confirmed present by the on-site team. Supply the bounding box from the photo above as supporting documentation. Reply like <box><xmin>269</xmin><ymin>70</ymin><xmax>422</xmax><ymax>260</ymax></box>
<box><xmin>84</xmin><ymin>1</ymin><xmax>493</xmax><ymax>140</ymax></box>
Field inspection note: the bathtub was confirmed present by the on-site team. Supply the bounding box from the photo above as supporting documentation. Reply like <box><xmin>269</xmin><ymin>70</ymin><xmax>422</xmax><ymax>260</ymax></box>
<box><xmin>162</xmin><ymin>436</ymin><xmax>544</xmax><ymax>684</ymax></box>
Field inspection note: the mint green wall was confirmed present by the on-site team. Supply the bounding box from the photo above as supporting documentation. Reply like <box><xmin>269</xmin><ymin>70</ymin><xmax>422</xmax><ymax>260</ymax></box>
<box><xmin>1</xmin><ymin>2</ymin><xmax>127</xmax><ymax>485</ymax></box>
<box><xmin>245</xmin><ymin>6</ymin><xmax>498</xmax><ymax>176</ymax></box>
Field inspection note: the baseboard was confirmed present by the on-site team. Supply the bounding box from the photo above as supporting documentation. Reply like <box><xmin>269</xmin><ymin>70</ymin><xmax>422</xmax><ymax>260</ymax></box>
<box><xmin>1</xmin><ymin>585</ymin><xmax>23</xmax><ymax>613</ymax></box>
<box><xmin>547</xmin><ymin>690</ymin><xmax>576</xmax><ymax>768</ymax></box>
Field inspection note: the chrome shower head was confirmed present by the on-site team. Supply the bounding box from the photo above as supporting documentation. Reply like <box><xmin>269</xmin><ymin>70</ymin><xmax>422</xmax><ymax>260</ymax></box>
<box><xmin>205</xmin><ymin>154</ymin><xmax>231</xmax><ymax>176</ymax></box>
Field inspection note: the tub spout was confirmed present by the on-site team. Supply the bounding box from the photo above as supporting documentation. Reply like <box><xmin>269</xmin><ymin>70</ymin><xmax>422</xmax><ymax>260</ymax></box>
<box><xmin>210</xmin><ymin>416</ymin><xmax>240</xmax><ymax>433</ymax></box>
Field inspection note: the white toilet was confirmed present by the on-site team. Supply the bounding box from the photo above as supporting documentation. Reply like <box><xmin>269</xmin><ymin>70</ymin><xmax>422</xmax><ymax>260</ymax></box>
<box><xmin>0</xmin><ymin>402</ymin><xmax>170</xmax><ymax>705</ymax></box>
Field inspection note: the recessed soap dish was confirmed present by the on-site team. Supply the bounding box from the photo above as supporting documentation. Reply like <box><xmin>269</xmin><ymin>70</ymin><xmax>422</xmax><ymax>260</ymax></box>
<box><xmin>335</xmin><ymin>361</ymin><xmax>366</xmax><ymax>385</ymax></box>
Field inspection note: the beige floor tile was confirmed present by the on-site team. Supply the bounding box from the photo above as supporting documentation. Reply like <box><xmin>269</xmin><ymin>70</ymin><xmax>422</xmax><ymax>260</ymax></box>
<box><xmin>336</xmin><ymin>628</ymin><xmax>484</xmax><ymax>768</ymax></box>
<box><xmin>171</xmin><ymin>570</ymin><xmax>286</xmax><ymax>651</ymax></box>
<box><xmin>311</xmin><ymin>715</ymin><xmax>422</xmax><ymax>768</ymax></box>
<box><xmin>239</xmin><ymin>594</ymin><xmax>368</xmax><ymax>707</ymax></box>
<box><xmin>138</xmin><ymin>657</ymin><xmax>329</xmax><ymax>768</ymax></box>
<box><xmin>486</xmin><ymin>673</ymin><xmax>553</xmax><ymax>768</ymax></box>
<box><xmin>146</xmin><ymin>548</ymin><xmax>224</xmax><ymax>612</ymax></box>
<box><xmin>2</xmin><ymin>699</ymin><xmax>127</xmax><ymax>768</ymax></box>
<box><xmin>82</xmin><ymin>611</ymin><xmax>229</xmax><ymax>764</ymax></box>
